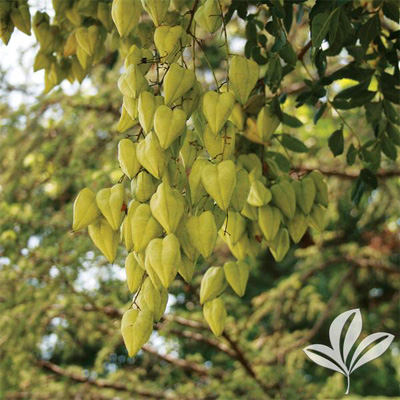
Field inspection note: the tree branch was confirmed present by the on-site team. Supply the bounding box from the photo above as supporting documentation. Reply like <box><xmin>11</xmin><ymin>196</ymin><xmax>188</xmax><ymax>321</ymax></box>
<box><xmin>167</xmin><ymin>328</ymin><xmax>237</xmax><ymax>359</ymax></box>
<box><xmin>299</xmin><ymin>166</ymin><xmax>400</xmax><ymax>180</ymax></box>
<box><xmin>37</xmin><ymin>359</ymin><xmax>167</xmax><ymax>399</ymax></box>
<box><xmin>143</xmin><ymin>344</ymin><xmax>217</xmax><ymax>377</ymax></box>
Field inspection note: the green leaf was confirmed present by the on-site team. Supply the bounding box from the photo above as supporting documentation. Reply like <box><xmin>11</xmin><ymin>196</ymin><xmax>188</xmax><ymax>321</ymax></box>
<box><xmin>360</xmin><ymin>168</ymin><xmax>378</xmax><ymax>189</ymax></box>
<box><xmin>387</xmin><ymin>123</ymin><xmax>400</xmax><ymax>146</ymax></box>
<box><xmin>279</xmin><ymin>42</ymin><xmax>297</xmax><ymax>66</ymax></box>
<box><xmin>282</xmin><ymin>113</ymin><xmax>303</xmax><ymax>128</ymax></box>
<box><xmin>358</xmin><ymin>14</ymin><xmax>380</xmax><ymax>50</ymax></box>
<box><xmin>328</xmin><ymin>5</ymin><xmax>340</xmax><ymax>44</ymax></box>
<box><xmin>346</xmin><ymin>143</ymin><xmax>357</xmax><ymax>166</ymax></box>
<box><xmin>382</xmin><ymin>0</ymin><xmax>400</xmax><ymax>23</ymax></box>
<box><xmin>381</xmin><ymin>135</ymin><xmax>397</xmax><ymax>160</ymax></box>
<box><xmin>351</xmin><ymin>177</ymin><xmax>365</xmax><ymax>205</ymax></box>
<box><xmin>265</xmin><ymin>151</ymin><xmax>291</xmax><ymax>173</ymax></box>
<box><xmin>311</xmin><ymin>8</ymin><xmax>340</xmax><ymax>48</ymax></box>
<box><xmin>280</xmin><ymin>134</ymin><xmax>309</xmax><ymax>153</ymax></box>
<box><xmin>383</xmin><ymin>100</ymin><xmax>400</xmax><ymax>124</ymax></box>
<box><xmin>313</xmin><ymin>103</ymin><xmax>327</xmax><ymax>124</ymax></box>
<box><xmin>265</xmin><ymin>57</ymin><xmax>283</xmax><ymax>90</ymax></box>
<box><xmin>328</xmin><ymin>129</ymin><xmax>344</xmax><ymax>157</ymax></box>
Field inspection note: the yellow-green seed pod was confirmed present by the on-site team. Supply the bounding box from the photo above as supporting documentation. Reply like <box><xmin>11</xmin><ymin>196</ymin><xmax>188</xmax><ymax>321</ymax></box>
<box><xmin>229</xmin><ymin>56</ymin><xmax>259</xmax><ymax>105</ymax></box>
<box><xmin>269</xmin><ymin>228</ymin><xmax>290</xmax><ymax>262</ymax></box>
<box><xmin>121</xmin><ymin>308</ymin><xmax>153</xmax><ymax>357</ymax></box>
<box><xmin>231</xmin><ymin>169</ymin><xmax>251</xmax><ymax>212</ymax></box>
<box><xmin>132</xmin><ymin>203</ymin><xmax>163</xmax><ymax>253</ymax></box>
<box><xmin>247</xmin><ymin>180</ymin><xmax>272</xmax><ymax>207</ymax></box>
<box><xmin>131</xmin><ymin>171</ymin><xmax>158</xmax><ymax>203</ymax></box>
<box><xmin>202</xmin><ymin>160</ymin><xmax>236</xmax><ymax>211</ymax></box>
<box><xmin>118</xmin><ymin>64</ymin><xmax>149</xmax><ymax>98</ymax></box>
<box><xmin>123</xmin><ymin>96</ymin><xmax>139</xmax><ymax>120</ymax></box>
<box><xmin>117</xmin><ymin>105</ymin><xmax>137</xmax><ymax>132</ymax></box>
<box><xmin>223</xmin><ymin>261</ymin><xmax>249</xmax><ymax>297</ymax></box>
<box><xmin>88</xmin><ymin>218</ymin><xmax>119</xmax><ymax>263</ymax></box>
<box><xmin>308</xmin><ymin>204</ymin><xmax>327</xmax><ymax>233</ymax></box>
<box><xmin>220</xmin><ymin>229</ymin><xmax>249</xmax><ymax>260</ymax></box>
<box><xmin>202</xmin><ymin>91</ymin><xmax>235</xmax><ymax>135</ymax></box>
<box><xmin>203</xmin><ymin>298</ymin><xmax>226</xmax><ymax>337</ymax></box>
<box><xmin>271</xmin><ymin>181</ymin><xmax>296</xmax><ymax>220</ymax></box>
<box><xmin>76</xmin><ymin>44</ymin><xmax>92</xmax><ymax>69</ymax></box>
<box><xmin>256</xmin><ymin>106</ymin><xmax>280</xmax><ymax>142</ymax></box>
<box><xmin>118</xmin><ymin>139</ymin><xmax>141</xmax><ymax>180</ymax></box>
<box><xmin>194</xmin><ymin>0</ymin><xmax>222</xmax><ymax>34</ymax></box>
<box><xmin>96</xmin><ymin>184</ymin><xmax>125</xmax><ymax>231</ymax></box>
<box><xmin>154</xmin><ymin>25</ymin><xmax>183</xmax><ymax>62</ymax></box>
<box><xmin>292</xmin><ymin>178</ymin><xmax>316</xmax><ymax>215</ymax></box>
<box><xmin>186</xmin><ymin>211</ymin><xmax>217</xmax><ymax>259</ymax></box>
<box><xmin>237</xmin><ymin>153</ymin><xmax>263</xmax><ymax>176</ymax></box>
<box><xmin>228</xmin><ymin>103</ymin><xmax>245</xmax><ymax>131</ymax></box>
<box><xmin>10</xmin><ymin>3</ymin><xmax>31</xmax><ymax>35</ymax></box>
<box><xmin>241</xmin><ymin>202</ymin><xmax>258</xmax><ymax>221</ymax></box>
<box><xmin>121</xmin><ymin>200</ymin><xmax>140</xmax><ymax>251</ymax></box>
<box><xmin>97</xmin><ymin>1</ymin><xmax>113</xmax><ymax>32</ymax></box>
<box><xmin>63</xmin><ymin>31</ymin><xmax>77</xmax><ymax>57</ymax></box>
<box><xmin>288</xmin><ymin>211</ymin><xmax>309</xmax><ymax>244</ymax></box>
<box><xmin>203</xmin><ymin>122</ymin><xmax>236</xmax><ymax>161</ymax></box>
<box><xmin>125</xmin><ymin>252</ymin><xmax>145</xmax><ymax>293</ymax></box>
<box><xmin>145</xmin><ymin>234</ymin><xmax>181</xmax><ymax>288</ymax></box>
<box><xmin>189</xmin><ymin>158</ymin><xmax>208</xmax><ymax>205</ymax></box>
<box><xmin>150</xmin><ymin>182</ymin><xmax>185</xmax><ymax>234</ymax></box>
<box><xmin>137</xmin><ymin>278</ymin><xmax>168</xmax><ymax>322</ymax></box>
<box><xmin>124</xmin><ymin>44</ymin><xmax>153</xmax><ymax>74</ymax></box>
<box><xmin>181</xmin><ymin>79</ymin><xmax>202</xmax><ymax>117</ymax></box>
<box><xmin>154</xmin><ymin>106</ymin><xmax>187</xmax><ymax>149</ymax></box>
<box><xmin>308</xmin><ymin>170</ymin><xmax>328</xmax><ymax>207</ymax></box>
<box><xmin>136</xmin><ymin>132</ymin><xmax>166</xmax><ymax>179</ymax></box>
<box><xmin>200</xmin><ymin>266</ymin><xmax>226</xmax><ymax>304</ymax></box>
<box><xmin>112</xmin><ymin>0</ymin><xmax>142</xmax><ymax>38</ymax></box>
<box><xmin>138</xmin><ymin>91</ymin><xmax>164</xmax><ymax>134</ymax></box>
<box><xmin>180</xmin><ymin>129</ymin><xmax>201</xmax><ymax>170</ymax></box>
<box><xmin>178</xmin><ymin>254</ymin><xmax>196</xmax><ymax>283</ymax></box>
<box><xmin>221</xmin><ymin>211</ymin><xmax>247</xmax><ymax>245</ymax></box>
<box><xmin>72</xmin><ymin>187</ymin><xmax>101</xmax><ymax>231</ymax></box>
<box><xmin>75</xmin><ymin>26</ymin><xmax>99</xmax><ymax>57</ymax></box>
<box><xmin>258</xmin><ymin>205</ymin><xmax>282</xmax><ymax>242</ymax></box>
<box><xmin>141</xmin><ymin>0</ymin><xmax>170</xmax><ymax>26</ymax></box>
<box><xmin>163</xmin><ymin>62</ymin><xmax>196</xmax><ymax>106</ymax></box>
<box><xmin>175</xmin><ymin>216</ymin><xmax>199</xmax><ymax>262</ymax></box>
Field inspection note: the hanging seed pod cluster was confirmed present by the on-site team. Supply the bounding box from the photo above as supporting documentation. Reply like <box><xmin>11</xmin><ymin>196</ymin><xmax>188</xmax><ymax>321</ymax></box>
<box><xmin>70</xmin><ymin>0</ymin><xmax>329</xmax><ymax>358</ymax></box>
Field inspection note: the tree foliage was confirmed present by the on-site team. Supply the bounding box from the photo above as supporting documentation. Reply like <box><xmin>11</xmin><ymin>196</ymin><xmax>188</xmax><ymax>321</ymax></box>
<box><xmin>0</xmin><ymin>0</ymin><xmax>399</xmax><ymax>399</ymax></box>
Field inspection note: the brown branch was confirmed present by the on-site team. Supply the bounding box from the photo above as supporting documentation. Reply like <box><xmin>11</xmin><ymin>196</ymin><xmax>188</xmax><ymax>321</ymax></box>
<box><xmin>162</xmin><ymin>314</ymin><xmax>205</xmax><ymax>330</ymax></box>
<box><xmin>186</xmin><ymin>0</ymin><xmax>200</xmax><ymax>33</ymax></box>
<box><xmin>143</xmin><ymin>344</ymin><xmax>218</xmax><ymax>378</ymax></box>
<box><xmin>37</xmin><ymin>359</ymin><xmax>167</xmax><ymax>399</ymax></box>
<box><xmin>222</xmin><ymin>331</ymin><xmax>273</xmax><ymax>393</ymax></box>
<box><xmin>299</xmin><ymin>167</ymin><xmax>400</xmax><ymax>180</ymax></box>
<box><xmin>168</xmin><ymin>328</ymin><xmax>237</xmax><ymax>359</ymax></box>
<box><xmin>297</xmin><ymin>40</ymin><xmax>312</xmax><ymax>61</ymax></box>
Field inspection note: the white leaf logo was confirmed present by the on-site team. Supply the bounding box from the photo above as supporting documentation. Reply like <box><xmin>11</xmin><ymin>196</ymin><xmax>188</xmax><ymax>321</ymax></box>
<box><xmin>303</xmin><ymin>308</ymin><xmax>394</xmax><ymax>394</ymax></box>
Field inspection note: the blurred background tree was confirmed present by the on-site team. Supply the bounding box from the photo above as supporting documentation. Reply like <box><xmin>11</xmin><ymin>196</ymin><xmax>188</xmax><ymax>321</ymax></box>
<box><xmin>0</xmin><ymin>0</ymin><xmax>399</xmax><ymax>399</ymax></box>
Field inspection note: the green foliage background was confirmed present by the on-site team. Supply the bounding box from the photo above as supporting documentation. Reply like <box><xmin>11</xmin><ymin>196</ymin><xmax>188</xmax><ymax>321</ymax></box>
<box><xmin>0</xmin><ymin>0</ymin><xmax>399</xmax><ymax>399</ymax></box>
